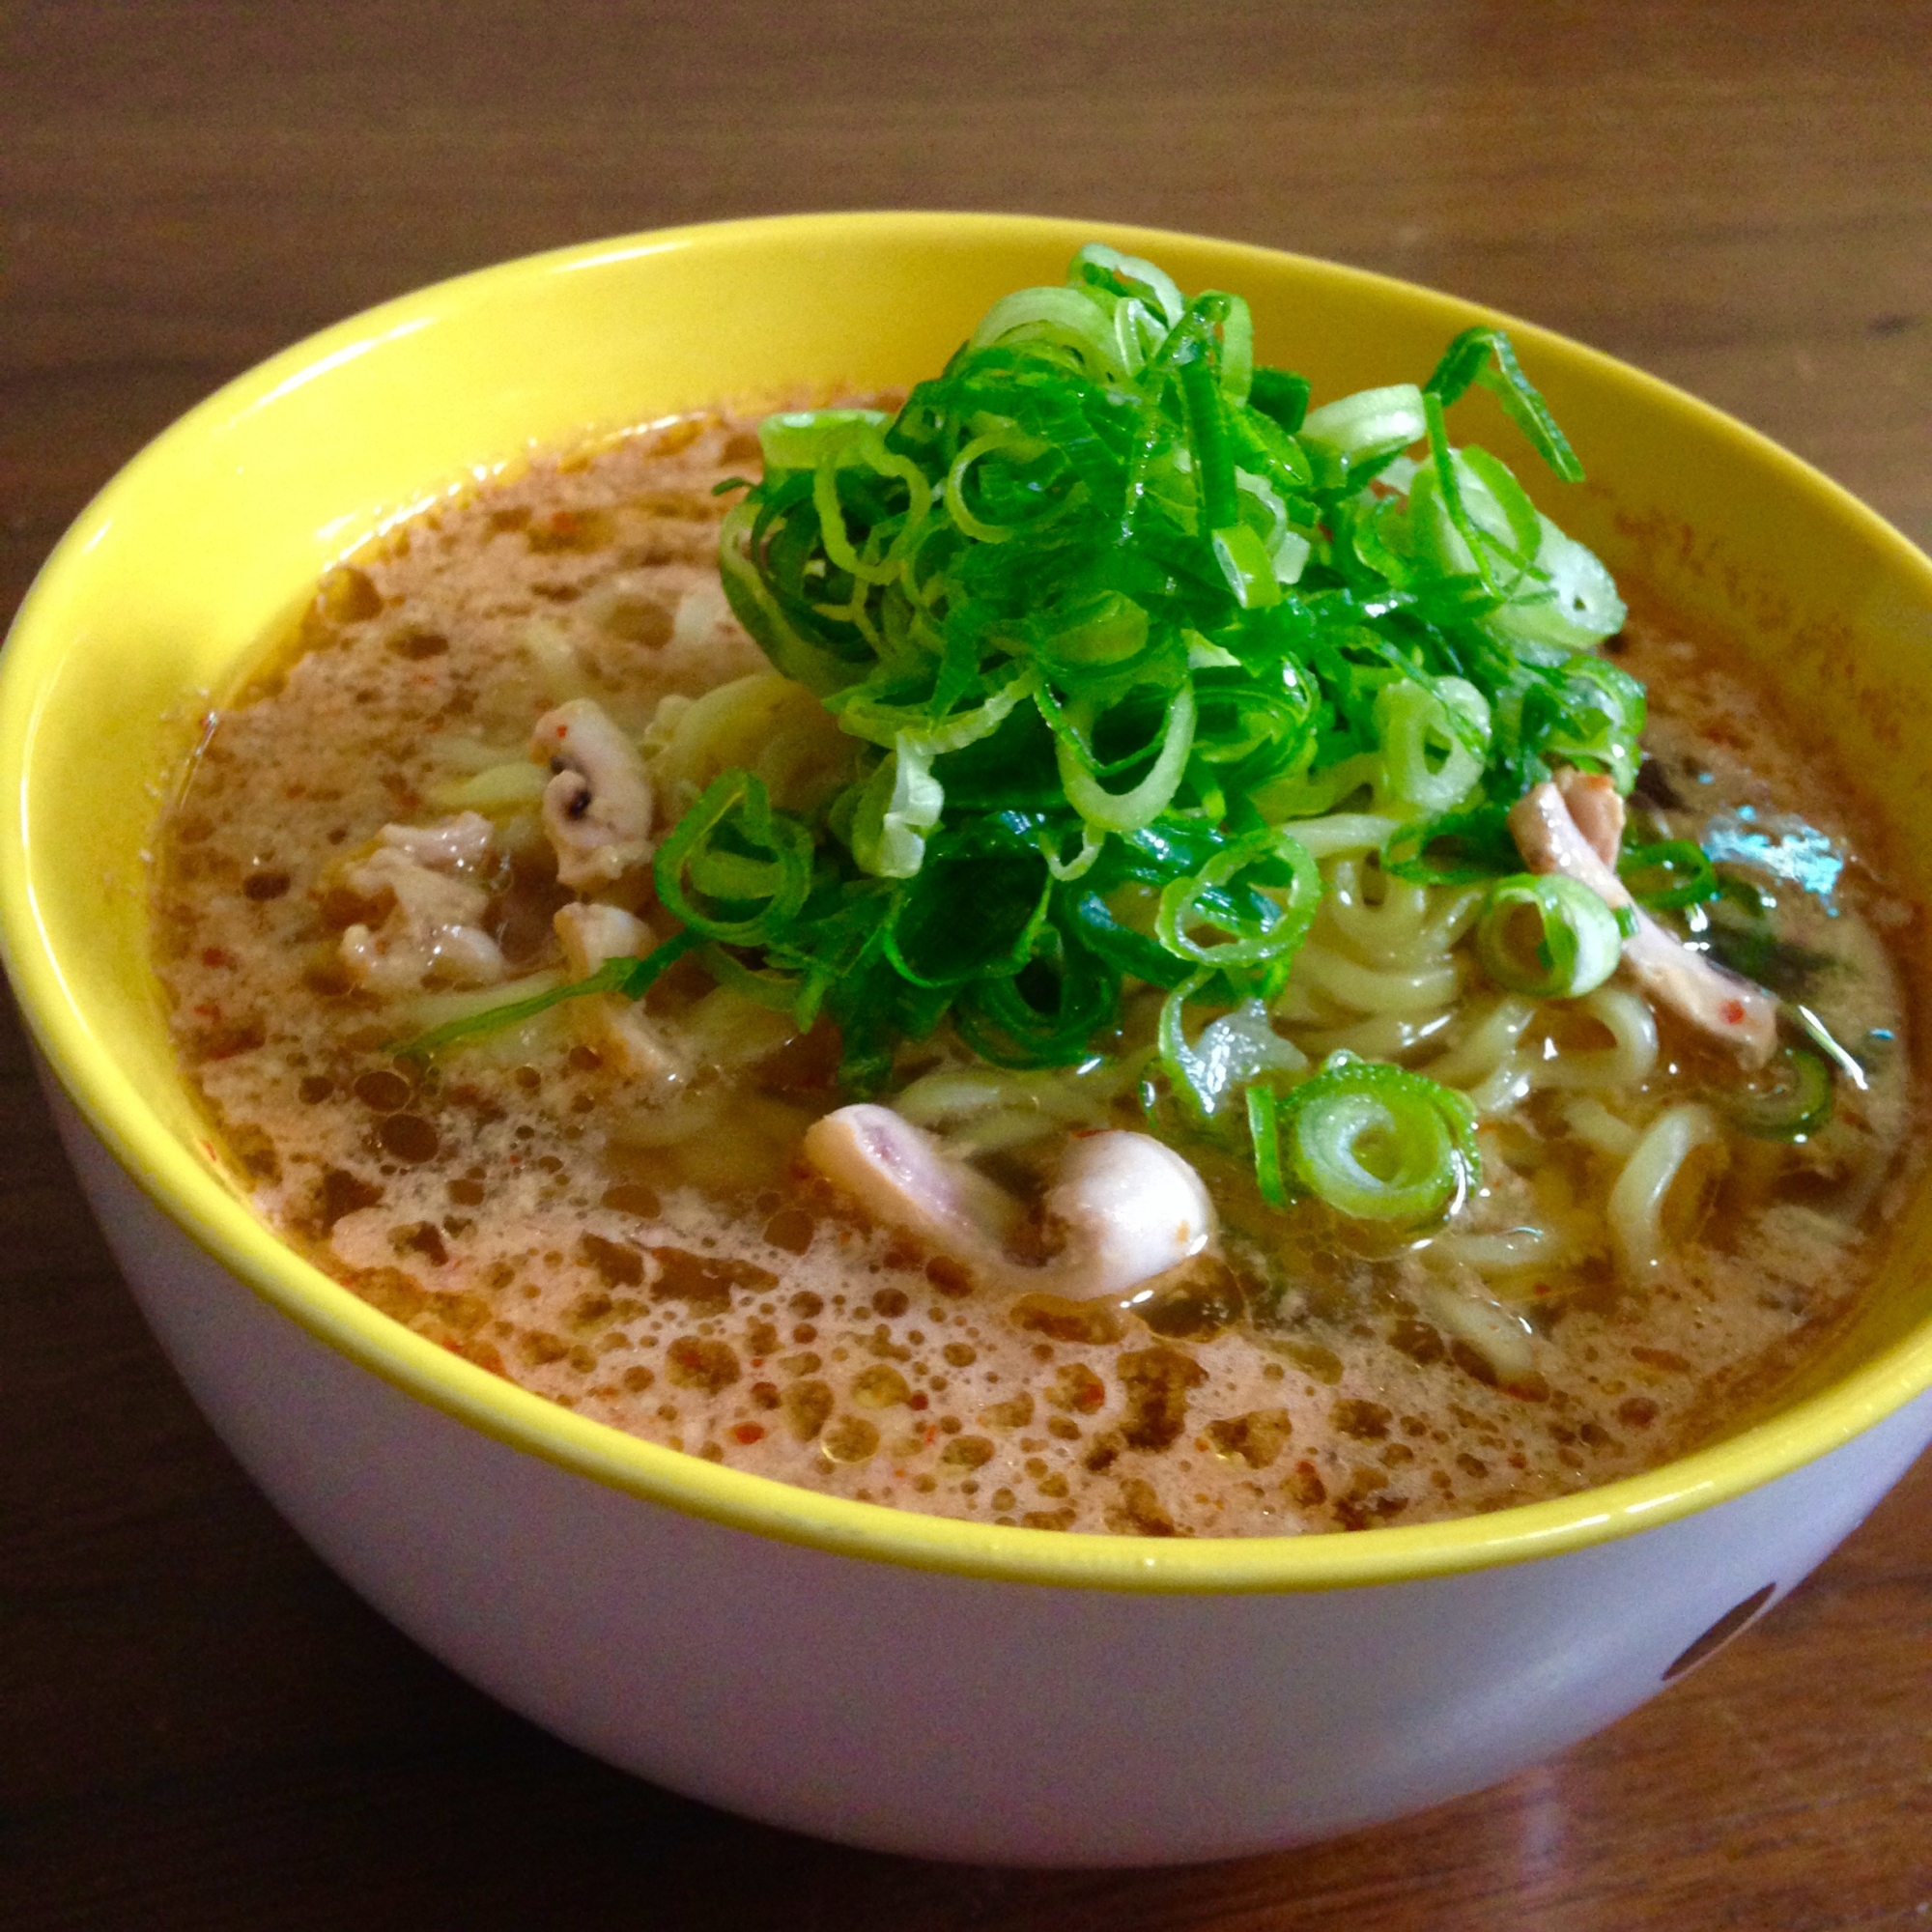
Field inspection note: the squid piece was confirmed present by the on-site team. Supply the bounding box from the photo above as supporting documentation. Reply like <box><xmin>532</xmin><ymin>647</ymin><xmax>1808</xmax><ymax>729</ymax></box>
<box><xmin>338</xmin><ymin>812</ymin><xmax>506</xmax><ymax>995</ymax></box>
<box><xmin>554</xmin><ymin>900</ymin><xmax>654</xmax><ymax>979</ymax></box>
<box><xmin>553</xmin><ymin>900</ymin><xmax>682</xmax><ymax>1086</ymax></box>
<box><xmin>1043</xmin><ymin>1130</ymin><xmax>1221</xmax><ymax>1301</ymax></box>
<box><xmin>531</xmin><ymin>698</ymin><xmax>655</xmax><ymax>893</ymax></box>
<box><xmin>801</xmin><ymin>1104</ymin><xmax>1215</xmax><ymax>1301</ymax></box>
<box><xmin>1508</xmin><ymin>781</ymin><xmax>1776</xmax><ymax>1065</ymax></box>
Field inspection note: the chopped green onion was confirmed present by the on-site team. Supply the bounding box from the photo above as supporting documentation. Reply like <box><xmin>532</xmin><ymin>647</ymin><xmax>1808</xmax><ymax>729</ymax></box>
<box><xmin>850</xmin><ymin>742</ymin><xmax>945</xmax><ymax>878</ymax></box>
<box><xmin>1424</xmin><ymin>327</ymin><xmax>1583</xmax><ymax>484</ymax></box>
<box><xmin>395</xmin><ymin>934</ymin><xmax>699</xmax><ymax>1060</ymax></box>
<box><xmin>1246</xmin><ymin>1083</ymin><xmax>1289</xmax><ymax>1206</ymax></box>
<box><xmin>1382</xmin><ymin>804</ymin><xmax>1520</xmax><ymax>885</ymax></box>
<box><xmin>1155</xmin><ymin>827</ymin><xmax>1321</xmax><ymax>973</ymax></box>
<box><xmin>1179</xmin><ymin>328</ymin><xmax>1239</xmax><ymax>529</ymax></box>
<box><xmin>1055</xmin><ymin>681</ymin><xmax>1198</xmax><ymax>834</ymax></box>
<box><xmin>643</xmin><ymin>247</ymin><xmax>1624</xmax><ymax>1210</ymax></box>
<box><xmin>971</xmin><ymin>285</ymin><xmax>1122</xmax><ymax>374</ymax></box>
<box><xmin>700</xmin><ymin>944</ymin><xmax>805</xmax><ymax>1012</ymax></box>
<box><xmin>1792</xmin><ymin>1003</ymin><xmax>1869</xmax><ymax>1094</ymax></box>
<box><xmin>1419</xmin><ymin>392</ymin><xmax>1497</xmax><ymax>592</ymax></box>
<box><xmin>1371</xmin><ymin>675</ymin><xmax>1490</xmax><ymax>818</ymax></box>
<box><xmin>655</xmin><ymin>771</ymin><xmax>813</xmax><ymax>944</ymax></box>
<box><xmin>943</xmin><ymin>431</ymin><xmax>1029</xmax><ymax>544</ymax></box>
<box><xmin>1211</xmin><ymin>522</ymin><xmax>1284</xmax><ymax>610</ymax></box>
<box><xmin>1248</xmin><ymin>366</ymin><xmax>1311</xmax><ymax>434</ymax></box>
<box><xmin>1299</xmin><ymin>383</ymin><xmax>1427</xmax><ymax>462</ymax></box>
<box><xmin>1262</xmin><ymin>1055</ymin><xmax>1480</xmax><ymax>1223</ymax></box>
<box><xmin>1618</xmin><ymin>838</ymin><xmax>1720</xmax><ymax>911</ymax></box>
<box><xmin>1477</xmin><ymin>873</ymin><xmax>1625</xmax><ymax>998</ymax></box>
<box><xmin>1066</xmin><ymin>888</ymin><xmax>1195</xmax><ymax>990</ymax></box>
<box><xmin>1457</xmin><ymin>445</ymin><xmax>1544</xmax><ymax>565</ymax></box>
<box><xmin>884</xmin><ymin>821</ymin><xmax>1053</xmax><ymax>989</ymax></box>
<box><xmin>1071</xmin><ymin>242</ymin><xmax>1186</xmax><ymax>325</ymax></box>
<box><xmin>757</xmin><ymin>409</ymin><xmax>892</xmax><ymax>471</ymax></box>
<box><xmin>1700</xmin><ymin>887</ymin><xmax>1832</xmax><ymax>996</ymax></box>
<box><xmin>1723</xmin><ymin>1045</ymin><xmax>1833</xmax><ymax>1140</ymax></box>
<box><xmin>954</xmin><ymin>930</ymin><xmax>1118</xmax><ymax>1067</ymax></box>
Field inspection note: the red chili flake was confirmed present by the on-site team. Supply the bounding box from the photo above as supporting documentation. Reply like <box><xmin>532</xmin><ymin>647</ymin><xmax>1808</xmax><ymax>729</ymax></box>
<box><xmin>192</xmin><ymin>1002</ymin><xmax>219</xmax><ymax>1018</ymax></box>
<box><xmin>729</xmin><ymin>1422</ymin><xmax>766</xmax><ymax>1446</ymax></box>
<box><xmin>200</xmin><ymin>947</ymin><xmax>234</xmax><ymax>969</ymax></box>
<box><xmin>1721</xmin><ymin>1000</ymin><xmax>1746</xmax><ymax>1025</ymax></box>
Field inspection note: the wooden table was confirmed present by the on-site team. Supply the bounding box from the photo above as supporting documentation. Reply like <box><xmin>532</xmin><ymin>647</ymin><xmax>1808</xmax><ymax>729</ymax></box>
<box><xmin>3</xmin><ymin>3</ymin><xmax>1928</xmax><ymax>1923</ymax></box>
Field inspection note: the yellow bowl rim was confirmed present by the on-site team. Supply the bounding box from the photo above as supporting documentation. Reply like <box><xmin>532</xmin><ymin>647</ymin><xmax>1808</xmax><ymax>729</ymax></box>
<box><xmin>5</xmin><ymin>208</ymin><xmax>1932</xmax><ymax>1595</ymax></box>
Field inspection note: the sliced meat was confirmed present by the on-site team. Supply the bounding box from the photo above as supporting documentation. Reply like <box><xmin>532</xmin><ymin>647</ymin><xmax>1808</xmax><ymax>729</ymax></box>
<box><xmin>1508</xmin><ymin>781</ymin><xmax>1776</xmax><ymax>1066</ymax></box>
<box><xmin>1554</xmin><ymin>765</ymin><xmax>1625</xmax><ymax>868</ymax></box>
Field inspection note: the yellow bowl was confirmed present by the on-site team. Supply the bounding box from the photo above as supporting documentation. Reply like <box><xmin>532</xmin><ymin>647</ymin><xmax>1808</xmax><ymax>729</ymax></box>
<box><xmin>4</xmin><ymin>213</ymin><xmax>1930</xmax><ymax>1860</ymax></box>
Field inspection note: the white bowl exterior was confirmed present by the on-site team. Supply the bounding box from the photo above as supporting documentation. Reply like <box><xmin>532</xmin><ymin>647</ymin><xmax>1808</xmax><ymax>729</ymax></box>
<box><xmin>49</xmin><ymin>1082</ymin><xmax>1932</xmax><ymax>1864</ymax></box>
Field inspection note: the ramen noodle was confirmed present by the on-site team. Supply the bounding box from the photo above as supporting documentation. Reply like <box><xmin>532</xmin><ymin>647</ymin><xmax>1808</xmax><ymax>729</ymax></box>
<box><xmin>154</xmin><ymin>263</ymin><xmax>1918</xmax><ymax>1538</ymax></box>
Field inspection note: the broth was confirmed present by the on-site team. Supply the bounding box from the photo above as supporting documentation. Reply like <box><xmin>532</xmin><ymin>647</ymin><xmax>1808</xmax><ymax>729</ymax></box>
<box><xmin>153</xmin><ymin>410</ymin><xmax>1918</xmax><ymax>1537</ymax></box>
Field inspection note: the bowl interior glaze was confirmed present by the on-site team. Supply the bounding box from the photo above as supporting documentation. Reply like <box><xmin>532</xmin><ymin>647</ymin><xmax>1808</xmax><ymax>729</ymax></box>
<box><xmin>5</xmin><ymin>211</ymin><xmax>1931</xmax><ymax>1591</ymax></box>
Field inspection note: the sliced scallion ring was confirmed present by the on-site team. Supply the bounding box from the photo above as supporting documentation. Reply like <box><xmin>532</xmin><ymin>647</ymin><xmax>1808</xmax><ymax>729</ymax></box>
<box><xmin>1246</xmin><ymin>1083</ymin><xmax>1289</xmax><ymax>1207</ymax></box>
<box><xmin>1724</xmin><ymin>1044</ymin><xmax>1833</xmax><ymax>1140</ymax></box>
<box><xmin>1210</xmin><ymin>522</ymin><xmax>1283</xmax><ymax>611</ymax></box>
<box><xmin>756</xmin><ymin>409</ymin><xmax>891</xmax><ymax>471</ymax></box>
<box><xmin>1247</xmin><ymin>365</ymin><xmax>1311</xmax><ymax>434</ymax></box>
<box><xmin>1618</xmin><ymin>838</ymin><xmax>1720</xmax><ymax>911</ymax></box>
<box><xmin>1054</xmin><ymin>680</ymin><xmax>1197</xmax><ymax>834</ymax></box>
<box><xmin>1298</xmin><ymin>383</ymin><xmax>1427</xmax><ymax>462</ymax></box>
<box><xmin>1476</xmin><ymin>873</ymin><xmax>1624</xmax><ymax>998</ymax></box>
<box><xmin>954</xmin><ymin>933</ymin><xmax>1118</xmax><ymax>1068</ymax></box>
<box><xmin>1255</xmin><ymin>1055</ymin><xmax>1480</xmax><ymax>1223</ymax></box>
<box><xmin>655</xmin><ymin>771</ymin><xmax>814</xmax><ymax>946</ymax></box>
<box><xmin>1155</xmin><ymin>826</ymin><xmax>1321</xmax><ymax>971</ymax></box>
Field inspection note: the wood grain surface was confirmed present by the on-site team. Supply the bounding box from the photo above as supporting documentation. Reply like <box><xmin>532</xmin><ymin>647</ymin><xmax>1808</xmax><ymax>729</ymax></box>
<box><xmin>2</xmin><ymin>2</ymin><xmax>1928</xmax><ymax>1924</ymax></box>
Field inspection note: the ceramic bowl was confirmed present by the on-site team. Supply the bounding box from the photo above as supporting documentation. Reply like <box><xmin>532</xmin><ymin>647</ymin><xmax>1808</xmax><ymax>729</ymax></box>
<box><xmin>5</xmin><ymin>213</ymin><xmax>1931</xmax><ymax>1865</ymax></box>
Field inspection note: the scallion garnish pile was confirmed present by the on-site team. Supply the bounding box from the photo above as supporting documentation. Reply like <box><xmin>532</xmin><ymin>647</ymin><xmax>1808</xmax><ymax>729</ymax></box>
<box><xmin>419</xmin><ymin>244</ymin><xmax>1659</xmax><ymax>1226</ymax></box>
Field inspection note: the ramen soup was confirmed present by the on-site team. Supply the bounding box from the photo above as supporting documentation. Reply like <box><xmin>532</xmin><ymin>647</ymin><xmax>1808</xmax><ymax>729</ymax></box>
<box><xmin>156</xmin><ymin>250</ymin><xmax>1917</xmax><ymax>1537</ymax></box>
